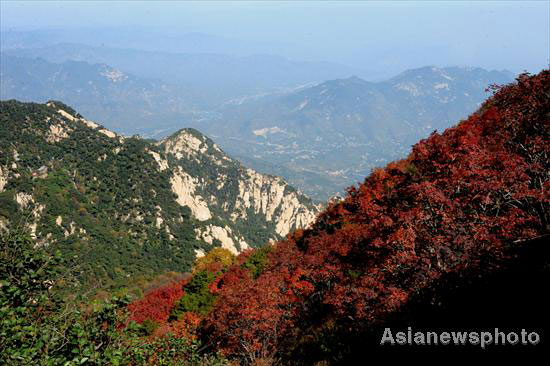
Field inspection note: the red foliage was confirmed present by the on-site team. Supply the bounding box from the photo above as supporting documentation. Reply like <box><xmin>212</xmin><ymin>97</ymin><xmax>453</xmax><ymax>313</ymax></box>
<box><xmin>152</xmin><ymin>312</ymin><xmax>201</xmax><ymax>339</ymax></box>
<box><xmin>203</xmin><ymin>71</ymin><xmax>550</xmax><ymax>360</ymax></box>
<box><xmin>128</xmin><ymin>279</ymin><xmax>189</xmax><ymax>324</ymax></box>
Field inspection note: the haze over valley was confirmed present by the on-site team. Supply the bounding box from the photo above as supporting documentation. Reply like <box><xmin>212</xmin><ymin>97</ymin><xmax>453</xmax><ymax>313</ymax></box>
<box><xmin>0</xmin><ymin>38</ymin><xmax>520</xmax><ymax>199</ymax></box>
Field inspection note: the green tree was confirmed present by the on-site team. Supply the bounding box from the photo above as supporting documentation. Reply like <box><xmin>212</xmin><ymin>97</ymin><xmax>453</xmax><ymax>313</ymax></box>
<box><xmin>0</xmin><ymin>225</ymin><xmax>229</xmax><ymax>365</ymax></box>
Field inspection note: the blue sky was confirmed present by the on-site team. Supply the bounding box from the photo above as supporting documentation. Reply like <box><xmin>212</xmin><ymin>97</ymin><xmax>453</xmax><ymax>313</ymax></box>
<box><xmin>1</xmin><ymin>1</ymin><xmax>548</xmax><ymax>74</ymax></box>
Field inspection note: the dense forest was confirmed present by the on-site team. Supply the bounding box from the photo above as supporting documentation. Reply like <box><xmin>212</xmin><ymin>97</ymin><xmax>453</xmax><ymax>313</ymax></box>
<box><xmin>198</xmin><ymin>70</ymin><xmax>549</xmax><ymax>362</ymax></box>
<box><xmin>1</xmin><ymin>70</ymin><xmax>548</xmax><ymax>364</ymax></box>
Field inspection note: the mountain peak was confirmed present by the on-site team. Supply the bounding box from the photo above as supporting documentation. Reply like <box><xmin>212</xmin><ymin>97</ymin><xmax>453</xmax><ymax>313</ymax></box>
<box><xmin>347</xmin><ymin>75</ymin><xmax>366</xmax><ymax>82</ymax></box>
<box><xmin>161</xmin><ymin>128</ymin><xmax>224</xmax><ymax>161</ymax></box>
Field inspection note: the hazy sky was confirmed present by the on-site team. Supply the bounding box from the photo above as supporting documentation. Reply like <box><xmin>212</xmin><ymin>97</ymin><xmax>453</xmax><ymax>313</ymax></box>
<box><xmin>1</xmin><ymin>1</ymin><xmax>548</xmax><ymax>75</ymax></box>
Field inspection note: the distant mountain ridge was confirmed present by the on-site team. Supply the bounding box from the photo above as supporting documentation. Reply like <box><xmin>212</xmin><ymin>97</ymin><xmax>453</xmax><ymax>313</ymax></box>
<box><xmin>0</xmin><ymin>54</ymin><xmax>198</xmax><ymax>134</ymax></box>
<box><xmin>0</xmin><ymin>52</ymin><xmax>515</xmax><ymax>200</ymax></box>
<box><xmin>0</xmin><ymin>28</ymin><xmax>293</xmax><ymax>59</ymax></box>
<box><xmin>194</xmin><ymin>66</ymin><xmax>515</xmax><ymax>199</ymax></box>
<box><xmin>2</xmin><ymin>43</ymin><xmax>359</xmax><ymax>107</ymax></box>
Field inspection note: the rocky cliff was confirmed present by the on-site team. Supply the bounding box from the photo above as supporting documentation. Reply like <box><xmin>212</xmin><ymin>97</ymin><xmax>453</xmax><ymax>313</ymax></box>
<box><xmin>160</xmin><ymin>128</ymin><xmax>319</xmax><ymax>254</ymax></box>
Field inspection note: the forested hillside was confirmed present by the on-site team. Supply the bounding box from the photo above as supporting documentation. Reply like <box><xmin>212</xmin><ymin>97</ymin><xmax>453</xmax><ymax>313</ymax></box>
<box><xmin>0</xmin><ymin>100</ymin><xmax>318</xmax><ymax>290</ymax></box>
<box><xmin>199</xmin><ymin>71</ymin><xmax>549</xmax><ymax>362</ymax></box>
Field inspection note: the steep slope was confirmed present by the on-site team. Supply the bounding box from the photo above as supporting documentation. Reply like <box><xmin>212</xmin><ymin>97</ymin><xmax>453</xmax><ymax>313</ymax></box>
<box><xmin>160</xmin><ymin>129</ymin><xmax>318</xmax><ymax>242</ymax></box>
<box><xmin>201</xmin><ymin>71</ymin><xmax>549</xmax><ymax>362</ymax></box>
<box><xmin>196</xmin><ymin>66</ymin><xmax>515</xmax><ymax>199</ymax></box>
<box><xmin>0</xmin><ymin>100</ymin><xmax>319</xmax><ymax>289</ymax></box>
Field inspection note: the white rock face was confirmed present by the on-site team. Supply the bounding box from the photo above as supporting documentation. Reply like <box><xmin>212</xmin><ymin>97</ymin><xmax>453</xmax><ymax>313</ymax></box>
<box><xmin>238</xmin><ymin>238</ymin><xmax>250</xmax><ymax>251</ymax></box>
<box><xmin>171</xmin><ymin>167</ymin><xmax>212</xmax><ymax>221</ymax></box>
<box><xmin>15</xmin><ymin>192</ymin><xmax>34</xmax><ymax>208</ymax></box>
<box><xmin>56</xmin><ymin>109</ymin><xmax>78</xmax><ymax>122</ymax></box>
<box><xmin>162</xmin><ymin>131</ymin><xmax>209</xmax><ymax>159</ymax></box>
<box><xmin>434</xmin><ymin>82</ymin><xmax>450</xmax><ymax>90</ymax></box>
<box><xmin>148</xmin><ymin>151</ymin><xmax>169</xmax><ymax>171</ymax></box>
<box><xmin>253</xmin><ymin>126</ymin><xmax>284</xmax><ymax>137</ymax></box>
<box><xmin>163</xmin><ymin>129</ymin><xmax>319</xmax><ymax>242</ymax></box>
<box><xmin>100</xmin><ymin>68</ymin><xmax>127</xmax><ymax>82</ymax></box>
<box><xmin>99</xmin><ymin>129</ymin><xmax>117</xmax><ymax>138</ymax></box>
<box><xmin>0</xmin><ymin>218</ymin><xmax>7</xmax><ymax>232</ymax></box>
<box><xmin>234</xmin><ymin>169</ymin><xmax>318</xmax><ymax>237</ymax></box>
<box><xmin>395</xmin><ymin>82</ymin><xmax>421</xmax><ymax>96</ymax></box>
<box><xmin>81</xmin><ymin>119</ymin><xmax>100</xmax><ymax>129</ymax></box>
<box><xmin>159</xmin><ymin>129</ymin><xmax>319</xmax><ymax>253</ymax></box>
<box><xmin>53</xmin><ymin>107</ymin><xmax>101</xmax><ymax>130</ymax></box>
<box><xmin>28</xmin><ymin>222</ymin><xmax>38</xmax><ymax>240</ymax></box>
<box><xmin>15</xmin><ymin>193</ymin><xmax>44</xmax><ymax>239</ymax></box>
<box><xmin>275</xmin><ymin>194</ymin><xmax>315</xmax><ymax>237</ymax></box>
<box><xmin>195</xmin><ymin>225</ymin><xmax>248</xmax><ymax>255</ymax></box>
<box><xmin>0</xmin><ymin>166</ymin><xmax>7</xmax><ymax>192</ymax></box>
<box><xmin>64</xmin><ymin>221</ymin><xmax>77</xmax><ymax>237</ymax></box>
<box><xmin>47</xmin><ymin>124</ymin><xmax>70</xmax><ymax>143</ymax></box>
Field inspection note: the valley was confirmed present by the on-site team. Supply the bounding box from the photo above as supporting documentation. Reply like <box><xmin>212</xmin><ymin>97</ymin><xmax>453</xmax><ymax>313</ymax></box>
<box><xmin>1</xmin><ymin>48</ymin><xmax>514</xmax><ymax>200</ymax></box>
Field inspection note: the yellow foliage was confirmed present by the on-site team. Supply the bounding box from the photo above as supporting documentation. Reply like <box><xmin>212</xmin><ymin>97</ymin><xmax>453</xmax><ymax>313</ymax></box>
<box><xmin>192</xmin><ymin>247</ymin><xmax>235</xmax><ymax>273</ymax></box>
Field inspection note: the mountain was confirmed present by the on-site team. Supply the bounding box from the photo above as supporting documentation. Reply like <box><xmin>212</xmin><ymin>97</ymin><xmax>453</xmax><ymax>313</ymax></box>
<box><xmin>0</xmin><ymin>100</ymin><xmax>319</xmax><ymax>289</ymax></box>
<box><xmin>2</xmin><ymin>43</ymin><xmax>359</xmax><ymax>107</ymax></box>
<box><xmin>201</xmin><ymin>70</ymin><xmax>549</xmax><ymax>362</ymax></box>
<box><xmin>0</xmin><ymin>54</ymin><xmax>201</xmax><ymax>135</ymax></box>
<box><xmin>192</xmin><ymin>66</ymin><xmax>515</xmax><ymax>200</ymax></box>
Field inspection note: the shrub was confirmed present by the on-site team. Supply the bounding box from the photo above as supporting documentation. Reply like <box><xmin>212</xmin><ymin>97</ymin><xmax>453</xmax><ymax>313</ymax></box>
<box><xmin>171</xmin><ymin>270</ymin><xmax>217</xmax><ymax>318</ymax></box>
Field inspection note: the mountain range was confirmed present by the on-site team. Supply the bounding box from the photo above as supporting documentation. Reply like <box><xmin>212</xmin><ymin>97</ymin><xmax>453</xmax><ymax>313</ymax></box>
<box><xmin>0</xmin><ymin>47</ymin><xmax>514</xmax><ymax>200</ymax></box>
<box><xmin>0</xmin><ymin>28</ymin><xmax>300</xmax><ymax>60</ymax></box>
<box><xmin>0</xmin><ymin>54</ymin><xmax>199</xmax><ymax>135</ymax></box>
<box><xmin>0</xmin><ymin>35</ymin><xmax>547</xmax><ymax>362</ymax></box>
<box><xmin>192</xmin><ymin>66</ymin><xmax>515</xmax><ymax>199</ymax></box>
<box><xmin>2</xmin><ymin>42</ymin><xmax>358</xmax><ymax>107</ymax></box>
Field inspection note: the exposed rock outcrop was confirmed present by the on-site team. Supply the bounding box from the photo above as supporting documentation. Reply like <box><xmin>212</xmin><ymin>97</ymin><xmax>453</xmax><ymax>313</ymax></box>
<box><xmin>161</xmin><ymin>129</ymin><xmax>321</xmax><ymax>249</ymax></box>
<box><xmin>0</xmin><ymin>166</ymin><xmax>7</xmax><ymax>192</ymax></box>
<box><xmin>171</xmin><ymin>167</ymin><xmax>212</xmax><ymax>221</ymax></box>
